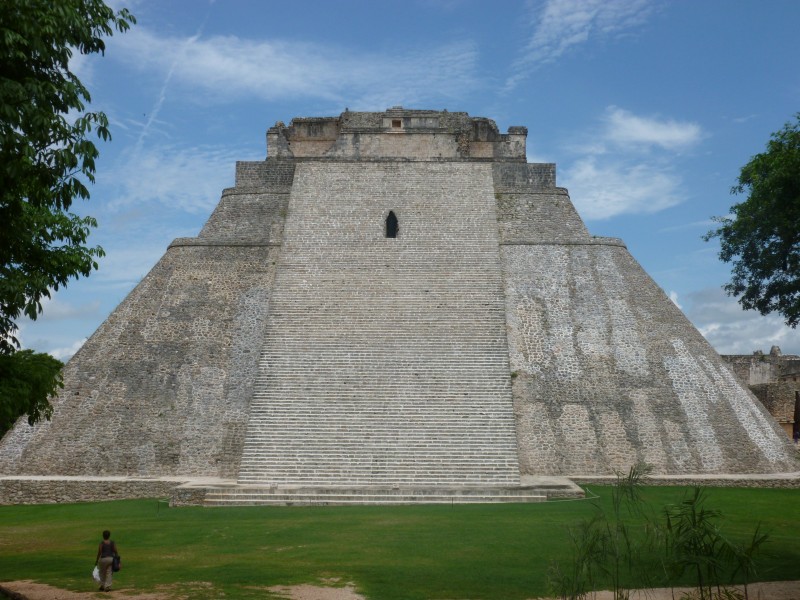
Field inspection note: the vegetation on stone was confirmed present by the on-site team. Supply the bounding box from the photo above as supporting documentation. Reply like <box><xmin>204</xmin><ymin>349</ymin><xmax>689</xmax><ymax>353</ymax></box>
<box><xmin>706</xmin><ymin>114</ymin><xmax>800</xmax><ymax>328</ymax></box>
<box><xmin>0</xmin><ymin>0</ymin><xmax>135</xmax><ymax>429</ymax></box>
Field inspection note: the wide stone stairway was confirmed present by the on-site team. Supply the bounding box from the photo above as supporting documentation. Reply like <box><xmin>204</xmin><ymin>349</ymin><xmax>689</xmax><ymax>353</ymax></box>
<box><xmin>231</xmin><ymin>162</ymin><xmax>524</xmax><ymax>504</ymax></box>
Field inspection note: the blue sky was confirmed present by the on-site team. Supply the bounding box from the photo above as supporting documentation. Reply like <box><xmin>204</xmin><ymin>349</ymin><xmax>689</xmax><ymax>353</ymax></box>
<box><xmin>18</xmin><ymin>0</ymin><xmax>800</xmax><ymax>359</ymax></box>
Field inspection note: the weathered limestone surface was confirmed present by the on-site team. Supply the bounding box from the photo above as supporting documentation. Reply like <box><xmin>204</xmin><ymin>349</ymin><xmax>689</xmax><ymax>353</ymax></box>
<box><xmin>0</xmin><ymin>152</ymin><xmax>290</xmax><ymax>486</ymax></box>
<box><xmin>238</xmin><ymin>161</ymin><xmax>521</xmax><ymax>486</ymax></box>
<box><xmin>0</xmin><ymin>107</ymin><xmax>796</xmax><ymax>505</ymax></box>
<box><xmin>0</xmin><ymin>245</ymin><xmax>277</xmax><ymax>479</ymax></box>
<box><xmin>721</xmin><ymin>349</ymin><xmax>800</xmax><ymax>439</ymax></box>
<box><xmin>0</xmin><ymin>478</ymin><xmax>177</xmax><ymax>505</ymax></box>
<box><xmin>503</xmin><ymin>242</ymin><xmax>796</xmax><ymax>475</ymax></box>
<box><xmin>268</xmin><ymin>108</ymin><xmax>527</xmax><ymax>161</ymax></box>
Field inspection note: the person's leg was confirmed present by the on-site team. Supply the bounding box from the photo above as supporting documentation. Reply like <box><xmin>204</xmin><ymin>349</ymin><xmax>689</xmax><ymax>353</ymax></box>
<box><xmin>99</xmin><ymin>556</ymin><xmax>114</xmax><ymax>590</ymax></box>
<box><xmin>97</xmin><ymin>559</ymin><xmax>106</xmax><ymax>589</ymax></box>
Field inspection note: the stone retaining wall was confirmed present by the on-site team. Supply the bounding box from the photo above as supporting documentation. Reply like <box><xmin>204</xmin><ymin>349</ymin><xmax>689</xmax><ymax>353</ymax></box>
<box><xmin>169</xmin><ymin>484</ymin><xmax>208</xmax><ymax>507</ymax></box>
<box><xmin>0</xmin><ymin>478</ymin><xmax>179</xmax><ymax>505</ymax></box>
<box><xmin>572</xmin><ymin>474</ymin><xmax>800</xmax><ymax>489</ymax></box>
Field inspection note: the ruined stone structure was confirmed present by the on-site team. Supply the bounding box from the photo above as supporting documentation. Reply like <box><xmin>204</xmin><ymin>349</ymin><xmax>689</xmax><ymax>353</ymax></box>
<box><xmin>722</xmin><ymin>347</ymin><xmax>800</xmax><ymax>441</ymax></box>
<box><xmin>1</xmin><ymin>108</ymin><xmax>797</xmax><ymax>505</ymax></box>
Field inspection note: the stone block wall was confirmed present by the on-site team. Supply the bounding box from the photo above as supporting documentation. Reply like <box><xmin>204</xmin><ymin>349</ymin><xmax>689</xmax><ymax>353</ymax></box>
<box><xmin>493</xmin><ymin>163</ymin><xmax>556</xmax><ymax>191</ymax></box>
<box><xmin>269</xmin><ymin>108</ymin><xmax>528</xmax><ymax>161</ymax></box>
<box><xmin>235</xmin><ymin>158</ymin><xmax>295</xmax><ymax>188</ymax></box>
<box><xmin>496</xmin><ymin>189</ymin><xmax>589</xmax><ymax>244</ymax></box>
<box><xmin>325</xmin><ymin>132</ymin><xmax>467</xmax><ymax>160</ymax></box>
<box><xmin>721</xmin><ymin>351</ymin><xmax>800</xmax><ymax>439</ymax></box>
<box><xmin>0</xmin><ymin>153</ymin><xmax>296</xmax><ymax>487</ymax></box>
<box><xmin>0</xmin><ymin>245</ymin><xmax>278</xmax><ymax>479</ymax></box>
<box><xmin>198</xmin><ymin>190</ymin><xmax>287</xmax><ymax>243</ymax></box>
<box><xmin>237</xmin><ymin>160</ymin><xmax>521</xmax><ymax>486</ymax></box>
<box><xmin>751</xmin><ymin>383</ymin><xmax>797</xmax><ymax>424</ymax></box>
<box><xmin>723</xmin><ymin>353</ymin><xmax>781</xmax><ymax>385</ymax></box>
<box><xmin>493</xmin><ymin>163</ymin><xmax>589</xmax><ymax>245</ymax></box>
<box><xmin>503</xmin><ymin>242</ymin><xmax>797</xmax><ymax>475</ymax></box>
<box><xmin>0</xmin><ymin>478</ymin><xmax>177</xmax><ymax>505</ymax></box>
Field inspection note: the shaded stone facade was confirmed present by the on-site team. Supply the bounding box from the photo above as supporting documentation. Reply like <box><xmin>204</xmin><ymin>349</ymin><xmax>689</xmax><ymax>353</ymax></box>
<box><xmin>0</xmin><ymin>108</ymin><xmax>797</xmax><ymax>503</ymax></box>
<box><xmin>722</xmin><ymin>347</ymin><xmax>800</xmax><ymax>441</ymax></box>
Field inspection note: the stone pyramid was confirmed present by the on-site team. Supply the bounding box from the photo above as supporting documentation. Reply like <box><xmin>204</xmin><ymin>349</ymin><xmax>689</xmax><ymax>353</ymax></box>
<box><xmin>1</xmin><ymin>108</ymin><xmax>796</xmax><ymax>504</ymax></box>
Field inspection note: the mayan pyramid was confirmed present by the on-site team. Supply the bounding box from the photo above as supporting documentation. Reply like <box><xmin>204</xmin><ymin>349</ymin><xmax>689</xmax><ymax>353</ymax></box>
<box><xmin>0</xmin><ymin>108</ymin><xmax>796</xmax><ymax>505</ymax></box>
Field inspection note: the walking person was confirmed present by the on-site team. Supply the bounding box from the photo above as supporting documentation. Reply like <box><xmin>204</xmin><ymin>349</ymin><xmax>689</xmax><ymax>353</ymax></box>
<box><xmin>95</xmin><ymin>530</ymin><xmax>118</xmax><ymax>592</ymax></box>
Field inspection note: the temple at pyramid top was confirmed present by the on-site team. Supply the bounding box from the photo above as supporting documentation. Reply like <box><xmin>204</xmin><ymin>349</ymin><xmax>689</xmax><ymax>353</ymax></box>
<box><xmin>265</xmin><ymin>107</ymin><xmax>528</xmax><ymax>161</ymax></box>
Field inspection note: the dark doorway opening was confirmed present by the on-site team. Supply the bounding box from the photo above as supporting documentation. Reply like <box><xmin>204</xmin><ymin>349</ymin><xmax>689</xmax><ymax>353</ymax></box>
<box><xmin>793</xmin><ymin>391</ymin><xmax>800</xmax><ymax>443</ymax></box>
<box><xmin>386</xmin><ymin>211</ymin><xmax>398</xmax><ymax>238</ymax></box>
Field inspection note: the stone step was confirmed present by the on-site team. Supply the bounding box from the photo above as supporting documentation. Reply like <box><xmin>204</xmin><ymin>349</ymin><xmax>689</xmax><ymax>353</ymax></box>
<box><xmin>235</xmin><ymin>476</ymin><xmax>520</xmax><ymax>482</ymax></box>
<box><xmin>238</xmin><ymin>458</ymin><xmax>517</xmax><ymax>465</ymax></box>
<box><xmin>241</xmin><ymin>426</ymin><xmax>510</xmax><ymax>436</ymax></box>
<box><xmin>205</xmin><ymin>493</ymin><xmax>547</xmax><ymax>506</ymax></box>
<box><xmin>255</xmin><ymin>337</ymin><xmax>508</xmax><ymax>343</ymax></box>
<box><xmin>240</xmin><ymin>429</ymin><xmax>518</xmax><ymax>437</ymax></box>
<box><xmin>239</xmin><ymin>442</ymin><xmax>518</xmax><ymax>452</ymax></box>
<box><xmin>240</xmin><ymin>434</ymin><xmax>518</xmax><ymax>441</ymax></box>
<box><xmin>234</xmin><ymin>473</ymin><xmax>521</xmax><ymax>483</ymax></box>
<box><xmin>236</xmin><ymin>464</ymin><xmax>521</xmax><ymax>483</ymax></box>
<box><xmin>237</xmin><ymin>453</ymin><xmax>519</xmax><ymax>460</ymax></box>
<box><xmin>234</xmin><ymin>480</ymin><xmax>522</xmax><ymax>487</ymax></box>
<box><xmin>238</xmin><ymin>162</ymin><xmax>520</xmax><ymax>487</ymax></box>
<box><xmin>236</xmin><ymin>464</ymin><xmax>520</xmax><ymax>472</ymax></box>
<box><xmin>246</xmin><ymin>399</ymin><xmax>514</xmax><ymax>406</ymax></box>
<box><xmin>191</xmin><ymin>481</ymin><xmax>584</xmax><ymax>506</ymax></box>
<box><xmin>237</xmin><ymin>458</ymin><xmax>521</xmax><ymax>468</ymax></box>
<box><xmin>245</xmin><ymin>410</ymin><xmax>514</xmax><ymax>415</ymax></box>
<box><xmin>239</xmin><ymin>449</ymin><xmax>518</xmax><ymax>456</ymax></box>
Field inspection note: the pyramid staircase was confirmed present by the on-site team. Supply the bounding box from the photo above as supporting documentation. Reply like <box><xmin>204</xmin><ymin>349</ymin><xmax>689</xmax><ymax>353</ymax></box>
<box><xmin>232</xmin><ymin>162</ymin><xmax>525</xmax><ymax>503</ymax></box>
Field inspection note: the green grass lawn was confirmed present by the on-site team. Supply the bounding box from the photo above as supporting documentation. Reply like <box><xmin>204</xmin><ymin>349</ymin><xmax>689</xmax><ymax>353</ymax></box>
<box><xmin>1</xmin><ymin>486</ymin><xmax>799</xmax><ymax>599</ymax></box>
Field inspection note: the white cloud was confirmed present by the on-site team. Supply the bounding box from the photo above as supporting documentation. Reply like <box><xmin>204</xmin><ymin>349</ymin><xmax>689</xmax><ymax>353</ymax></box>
<box><xmin>112</xmin><ymin>28</ymin><xmax>480</xmax><ymax>108</ymax></box>
<box><xmin>16</xmin><ymin>310</ymin><xmax>93</xmax><ymax>360</ymax></box>
<box><xmin>87</xmin><ymin>210</ymin><xmax>207</xmax><ymax>287</ymax></box>
<box><xmin>34</xmin><ymin>296</ymin><xmax>102</xmax><ymax>321</ymax></box>
<box><xmin>99</xmin><ymin>143</ymin><xmax>242</xmax><ymax>214</ymax></box>
<box><xmin>92</xmin><ymin>239</ymin><xmax>167</xmax><ymax>286</ymax></box>
<box><xmin>658</xmin><ymin>219</ymin><xmax>717</xmax><ymax>233</ymax></box>
<box><xmin>49</xmin><ymin>338</ymin><xmax>88</xmax><ymax>362</ymax></box>
<box><xmin>684</xmin><ymin>287</ymin><xmax>800</xmax><ymax>355</ymax></box>
<box><xmin>68</xmin><ymin>50</ymin><xmax>96</xmax><ymax>88</ymax></box>
<box><xmin>669</xmin><ymin>291</ymin><xmax>682</xmax><ymax>309</ymax></box>
<box><xmin>507</xmin><ymin>0</ymin><xmax>655</xmax><ymax>89</ymax></box>
<box><xmin>13</xmin><ymin>297</ymin><xmax>101</xmax><ymax>356</ymax></box>
<box><xmin>603</xmin><ymin>107</ymin><xmax>702</xmax><ymax>151</ymax></box>
<box><xmin>561</xmin><ymin>106</ymin><xmax>703</xmax><ymax>219</ymax></box>
<box><xmin>563</xmin><ymin>157</ymin><xmax>683</xmax><ymax>219</ymax></box>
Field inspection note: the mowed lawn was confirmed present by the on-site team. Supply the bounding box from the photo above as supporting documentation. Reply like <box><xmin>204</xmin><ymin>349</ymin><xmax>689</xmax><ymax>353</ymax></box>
<box><xmin>1</xmin><ymin>486</ymin><xmax>799</xmax><ymax>599</ymax></box>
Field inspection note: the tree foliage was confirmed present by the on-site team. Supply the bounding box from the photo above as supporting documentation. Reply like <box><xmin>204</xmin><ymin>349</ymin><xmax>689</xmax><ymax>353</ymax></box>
<box><xmin>0</xmin><ymin>0</ymin><xmax>134</xmax><ymax>430</ymax></box>
<box><xmin>0</xmin><ymin>350</ymin><xmax>63</xmax><ymax>438</ymax></box>
<box><xmin>705</xmin><ymin>114</ymin><xmax>800</xmax><ymax>327</ymax></box>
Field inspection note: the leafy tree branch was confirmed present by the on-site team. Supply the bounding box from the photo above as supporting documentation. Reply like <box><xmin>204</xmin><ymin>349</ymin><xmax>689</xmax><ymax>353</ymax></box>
<box><xmin>0</xmin><ymin>0</ymin><xmax>135</xmax><ymax>432</ymax></box>
<box><xmin>705</xmin><ymin>114</ymin><xmax>800</xmax><ymax>327</ymax></box>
